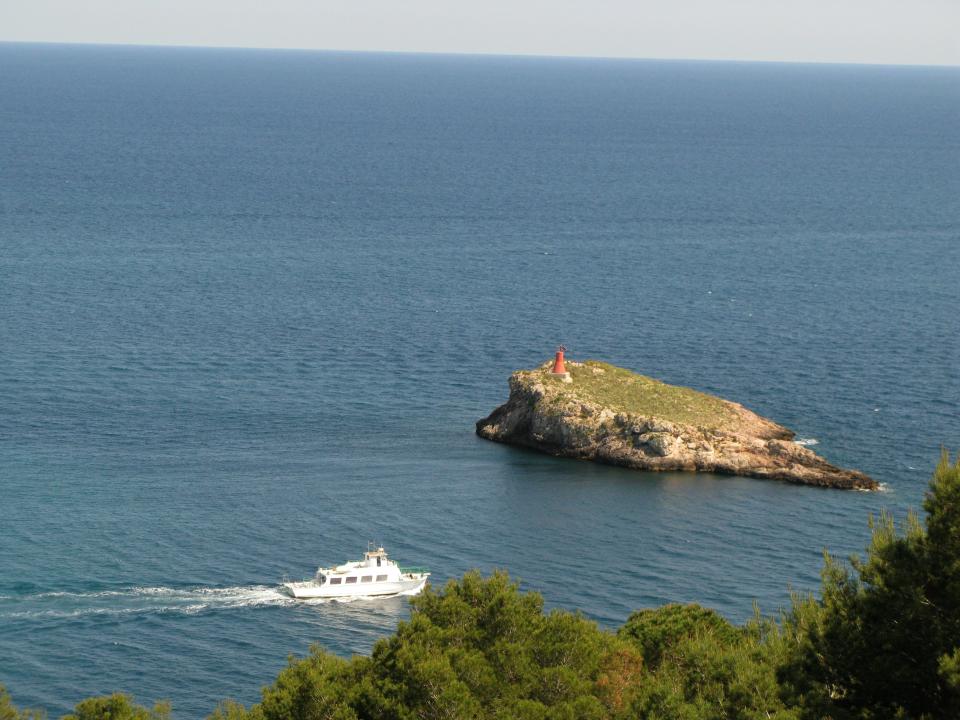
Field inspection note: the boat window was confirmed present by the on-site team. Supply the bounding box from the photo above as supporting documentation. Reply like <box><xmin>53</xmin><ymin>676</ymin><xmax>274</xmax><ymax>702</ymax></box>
<box><xmin>345</xmin><ymin>576</ymin><xmax>357</xmax><ymax>584</ymax></box>
<box><xmin>377</xmin><ymin>557</ymin><xmax>381</xmax><ymax>567</ymax></box>
<box><xmin>376</xmin><ymin>574</ymin><xmax>387</xmax><ymax>582</ymax></box>
<box><xmin>361</xmin><ymin>576</ymin><xmax>372</xmax><ymax>583</ymax></box>
<box><xmin>329</xmin><ymin>578</ymin><xmax>341</xmax><ymax>585</ymax></box>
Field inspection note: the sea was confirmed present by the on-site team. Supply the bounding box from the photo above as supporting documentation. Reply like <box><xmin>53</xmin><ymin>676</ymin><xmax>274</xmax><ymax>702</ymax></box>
<box><xmin>1</xmin><ymin>42</ymin><xmax>958</xmax><ymax>718</ymax></box>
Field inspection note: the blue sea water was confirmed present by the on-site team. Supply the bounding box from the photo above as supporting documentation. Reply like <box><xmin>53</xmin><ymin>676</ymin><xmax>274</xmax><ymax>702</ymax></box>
<box><xmin>1</xmin><ymin>42</ymin><xmax>959</xmax><ymax>717</ymax></box>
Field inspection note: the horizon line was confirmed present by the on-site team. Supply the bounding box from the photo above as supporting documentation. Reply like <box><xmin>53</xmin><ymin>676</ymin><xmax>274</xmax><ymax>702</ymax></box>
<box><xmin>2</xmin><ymin>39</ymin><xmax>958</xmax><ymax>70</ymax></box>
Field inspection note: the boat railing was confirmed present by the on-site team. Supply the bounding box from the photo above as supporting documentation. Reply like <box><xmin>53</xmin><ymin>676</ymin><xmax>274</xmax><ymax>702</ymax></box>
<box><xmin>400</xmin><ymin>566</ymin><xmax>430</xmax><ymax>575</ymax></box>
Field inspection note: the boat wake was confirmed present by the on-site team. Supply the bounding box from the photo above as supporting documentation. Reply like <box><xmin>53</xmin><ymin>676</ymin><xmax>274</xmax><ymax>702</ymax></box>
<box><xmin>0</xmin><ymin>584</ymin><xmax>295</xmax><ymax>619</ymax></box>
<box><xmin>1</xmin><ymin>582</ymin><xmax>424</xmax><ymax>620</ymax></box>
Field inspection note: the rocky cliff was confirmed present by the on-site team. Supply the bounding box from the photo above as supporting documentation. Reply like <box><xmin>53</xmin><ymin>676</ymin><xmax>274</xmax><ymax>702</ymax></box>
<box><xmin>476</xmin><ymin>360</ymin><xmax>876</xmax><ymax>490</ymax></box>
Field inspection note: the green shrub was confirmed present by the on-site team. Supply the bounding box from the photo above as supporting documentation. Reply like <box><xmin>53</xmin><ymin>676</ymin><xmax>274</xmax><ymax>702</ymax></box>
<box><xmin>783</xmin><ymin>451</ymin><xmax>960</xmax><ymax>719</ymax></box>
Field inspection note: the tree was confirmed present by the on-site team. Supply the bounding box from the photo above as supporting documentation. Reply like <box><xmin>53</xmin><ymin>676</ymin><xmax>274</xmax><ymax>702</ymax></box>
<box><xmin>218</xmin><ymin>571</ymin><xmax>620</xmax><ymax>720</ymax></box>
<box><xmin>0</xmin><ymin>685</ymin><xmax>44</xmax><ymax>720</ymax></box>
<box><xmin>62</xmin><ymin>694</ymin><xmax>169</xmax><ymax>720</ymax></box>
<box><xmin>618</xmin><ymin>604</ymin><xmax>741</xmax><ymax>669</ymax></box>
<box><xmin>619</xmin><ymin>604</ymin><xmax>799</xmax><ymax>720</ymax></box>
<box><xmin>785</xmin><ymin>451</ymin><xmax>960</xmax><ymax>719</ymax></box>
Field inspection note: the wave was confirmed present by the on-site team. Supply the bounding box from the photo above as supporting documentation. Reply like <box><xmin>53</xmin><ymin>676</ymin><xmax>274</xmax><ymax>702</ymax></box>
<box><xmin>794</xmin><ymin>438</ymin><xmax>819</xmax><ymax>446</ymax></box>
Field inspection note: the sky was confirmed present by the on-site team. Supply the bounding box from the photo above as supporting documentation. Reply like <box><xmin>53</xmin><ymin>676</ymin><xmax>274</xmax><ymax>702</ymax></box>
<box><xmin>1</xmin><ymin>0</ymin><xmax>958</xmax><ymax>66</ymax></box>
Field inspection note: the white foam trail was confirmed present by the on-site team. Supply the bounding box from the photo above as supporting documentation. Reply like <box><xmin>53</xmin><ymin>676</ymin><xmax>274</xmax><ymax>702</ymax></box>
<box><xmin>3</xmin><ymin>582</ymin><xmax>426</xmax><ymax>619</ymax></box>
<box><xmin>2</xmin><ymin>585</ymin><xmax>297</xmax><ymax>619</ymax></box>
<box><xmin>794</xmin><ymin>438</ymin><xmax>819</xmax><ymax>446</ymax></box>
<box><xmin>29</xmin><ymin>585</ymin><xmax>288</xmax><ymax>601</ymax></box>
<box><xmin>32</xmin><ymin>589</ymin><xmax>129</xmax><ymax>599</ymax></box>
<box><xmin>4</xmin><ymin>606</ymin><xmax>181</xmax><ymax>619</ymax></box>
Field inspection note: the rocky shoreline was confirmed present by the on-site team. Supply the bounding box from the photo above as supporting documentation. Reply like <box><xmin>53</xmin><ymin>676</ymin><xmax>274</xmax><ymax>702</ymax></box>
<box><xmin>476</xmin><ymin>360</ymin><xmax>877</xmax><ymax>490</ymax></box>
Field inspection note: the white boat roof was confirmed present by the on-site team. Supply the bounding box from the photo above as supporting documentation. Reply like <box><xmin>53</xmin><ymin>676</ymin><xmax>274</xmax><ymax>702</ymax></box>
<box><xmin>321</xmin><ymin>547</ymin><xmax>395</xmax><ymax>574</ymax></box>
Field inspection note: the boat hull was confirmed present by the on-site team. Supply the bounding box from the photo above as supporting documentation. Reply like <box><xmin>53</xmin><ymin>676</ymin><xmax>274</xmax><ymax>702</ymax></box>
<box><xmin>283</xmin><ymin>574</ymin><xmax>429</xmax><ymax>599</ymax></box>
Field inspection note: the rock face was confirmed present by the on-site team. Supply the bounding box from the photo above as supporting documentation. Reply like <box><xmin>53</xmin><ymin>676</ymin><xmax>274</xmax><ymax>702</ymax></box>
<box><xmin>476</xmin><ymin>360</ymin><xmax>877</xmax><ymax>490</ymax></box>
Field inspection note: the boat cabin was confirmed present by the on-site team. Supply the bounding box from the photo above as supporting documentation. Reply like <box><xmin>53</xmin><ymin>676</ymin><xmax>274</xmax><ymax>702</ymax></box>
<box><xmin>313</xmin><ymin>547</ymin><xmax>397</xmax><ymax>586</ymax></box>
<box><xmin>364</xmin><ymin>547</ymin><xmax>388</xmax><ymax>567</ymax></box>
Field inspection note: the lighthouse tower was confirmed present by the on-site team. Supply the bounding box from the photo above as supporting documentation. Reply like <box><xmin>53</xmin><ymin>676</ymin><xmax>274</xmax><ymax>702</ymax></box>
<box><xmin>550</xmin><ymin>345</ymin><xmax>572</xmax><ymax>382</ymax></box>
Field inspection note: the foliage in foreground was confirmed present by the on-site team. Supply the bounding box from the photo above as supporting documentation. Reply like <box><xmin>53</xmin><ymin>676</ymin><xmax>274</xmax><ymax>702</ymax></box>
<box><xmin>0</xmin><ymin>688</ymin><xmax>170</xmax><ymax>720</ymax></box>
<box><xmin>4</xmin><ymin>453</ymin><xmax>959</xmax><ymax>719</ymax></box>
<box><xmin>781</xmin><ymin>451</ymin><xmax>960</xmax><ymax>719</ymax></box>
<box><xmin>206</xmin><ymin>574</ymin><xmax>794</xmax><ymax>720</ymax></box>
<box><xmin>1</xmin><ymin>685</ymin><xmax>45</xmax><ymax>720</ymax></box>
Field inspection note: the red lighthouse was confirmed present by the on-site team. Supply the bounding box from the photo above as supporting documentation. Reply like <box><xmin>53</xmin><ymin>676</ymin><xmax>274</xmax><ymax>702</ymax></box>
<box><xmin>550</xmin><ymin>345</ymin><xmax>567</xmax><ymax>375</ymax></box>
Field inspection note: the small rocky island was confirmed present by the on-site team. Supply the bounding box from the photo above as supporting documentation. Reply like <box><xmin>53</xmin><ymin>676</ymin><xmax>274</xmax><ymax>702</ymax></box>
<box><xmin>476</xmin><ymin>355</ymin><xmax>876</xmax><ymax>490</ymax></box>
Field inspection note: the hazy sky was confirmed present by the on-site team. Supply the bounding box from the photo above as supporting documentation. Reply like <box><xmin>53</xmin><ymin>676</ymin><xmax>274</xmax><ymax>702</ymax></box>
<box><xmin>1</xmin><ymin>0</ymin><xmax>958</xmax><ymax>66</ymax></box>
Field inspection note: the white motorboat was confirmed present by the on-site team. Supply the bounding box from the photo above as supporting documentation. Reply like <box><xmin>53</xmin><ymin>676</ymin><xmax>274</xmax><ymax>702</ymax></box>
<box><xmin>282</xmin><ymin>546</ymin><xmax>430</xmax><ymax>599</ymax></box>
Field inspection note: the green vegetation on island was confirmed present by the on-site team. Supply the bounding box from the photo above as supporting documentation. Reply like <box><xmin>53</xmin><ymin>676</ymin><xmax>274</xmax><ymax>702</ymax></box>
<box><xmin>536</xmin><ymin>361</ymin><xmax>738</xmax><ymax>431</ymax></box>
<box><xmin>3</xmin><ymin>453</ymin><xmax>959</xmax><ymax>720</ymax></box>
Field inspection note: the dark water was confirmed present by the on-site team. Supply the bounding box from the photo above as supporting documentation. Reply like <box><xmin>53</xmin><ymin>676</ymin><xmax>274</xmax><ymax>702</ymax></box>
<box><xmin>1</xmin><ymin>43</ymin><xmax>958</xmax><ymax>717</ymax></box>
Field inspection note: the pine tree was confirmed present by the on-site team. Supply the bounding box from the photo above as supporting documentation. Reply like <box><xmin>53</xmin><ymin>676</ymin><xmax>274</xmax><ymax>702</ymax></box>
<box><xmin>788</xmin><ymin>451</ymin><xmax>960</xmax><ymax>718</ymax></box>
